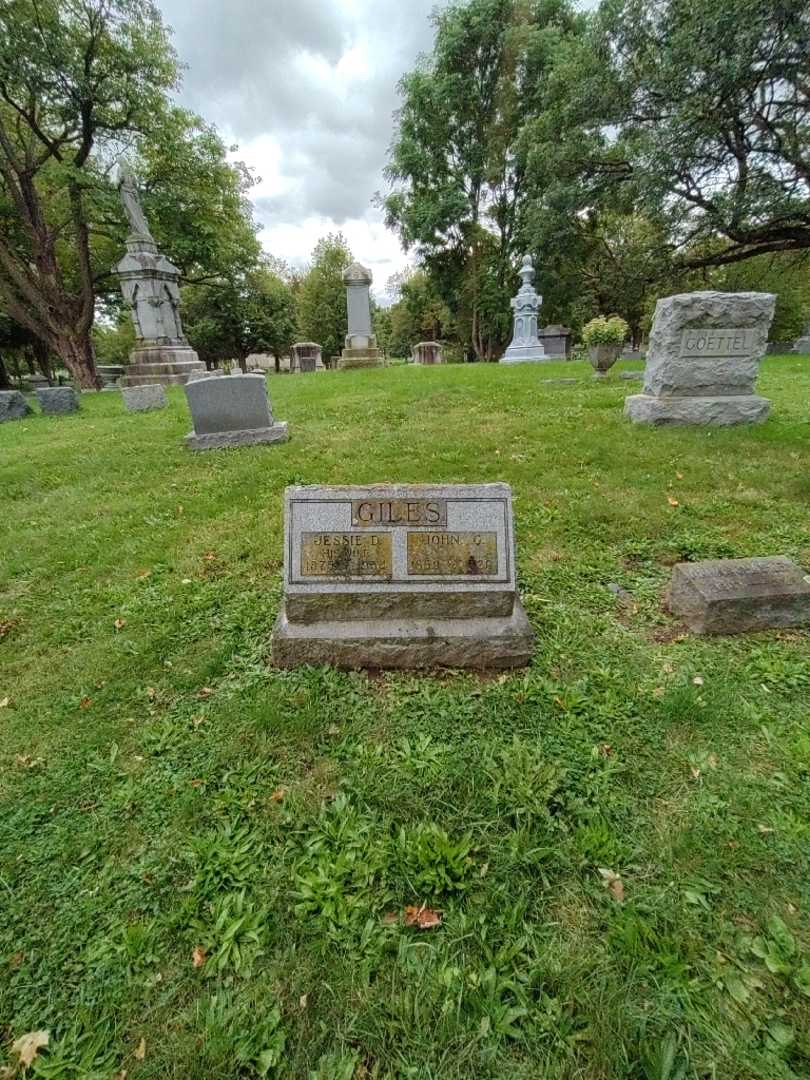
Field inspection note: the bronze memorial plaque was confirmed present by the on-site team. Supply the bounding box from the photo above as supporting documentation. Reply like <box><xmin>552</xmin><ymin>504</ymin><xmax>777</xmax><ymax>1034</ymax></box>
<box><xmin>352</xmin><ymin>498</ymin><xmax>447</xmax><ymax>527</ymax></box>
<box><xmin>301</xmin><ymin>532</ymin><xmax>392</xmax><ymax>578</ymax></box>
<box><xmin>407</xmin><ymin>532</ymin><xmax>499</xmax><ymax>577</ymax></box>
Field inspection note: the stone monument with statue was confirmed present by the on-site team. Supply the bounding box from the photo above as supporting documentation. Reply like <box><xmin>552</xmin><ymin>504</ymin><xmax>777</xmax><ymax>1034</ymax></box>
<box><xmin>114</xmin><ymin>162</ymin><xmax>205</xmax><ymax>387</ymax></box>
<box><xmin>339</xmin><ymin>262</ymin><xmax>385</xmax><ymax>370</ymax></box>
<box><xmin>500</xmin><ymin>255</ymin><xmax>547</xmax><ymax>364</ymax></box>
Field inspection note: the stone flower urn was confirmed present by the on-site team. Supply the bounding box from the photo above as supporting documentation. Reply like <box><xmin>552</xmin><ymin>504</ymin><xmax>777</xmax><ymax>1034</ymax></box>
<box><xmin>588</xmin><ymin>344</ymin><xmax>622</xmax><ymax>377</ymax></box>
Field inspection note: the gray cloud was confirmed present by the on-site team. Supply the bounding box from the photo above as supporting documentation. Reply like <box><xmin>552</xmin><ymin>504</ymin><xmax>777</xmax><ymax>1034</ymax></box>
<box><xmin>157</xmin><ymin>0</ymin><xmax>439</xmax><ymax>227</ymax></box>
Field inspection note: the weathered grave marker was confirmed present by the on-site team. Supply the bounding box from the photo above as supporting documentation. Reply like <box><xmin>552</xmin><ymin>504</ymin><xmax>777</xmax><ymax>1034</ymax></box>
<box><xmin>669</xmin><ymin>557</ymin><xmax>810</xmax><ymax>635</ymax></box>
<box><xmin>272</xmin><ymin>483</ymin><xmax>535</xmax><ymax>670</ymax></box>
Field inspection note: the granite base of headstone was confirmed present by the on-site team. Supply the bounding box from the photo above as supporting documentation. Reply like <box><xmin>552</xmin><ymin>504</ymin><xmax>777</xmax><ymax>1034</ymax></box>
<box><xmin>122</xmin><ymin>384</ymin><xmax>167</xmax><ymax>412</ymax></box>
<box><xmin>669</xmin><ymin>557</ymin><xmax>810</xmax><ymax>635</ymax></box>
<box><xmin>0</xmin><ymin>390</ymin><xmax>30</xmax><ymax>422</ymax></box>
<box><xmin>625</xmin><ymin>291</ymin><xmax>775</xmax><ymax>426</ymax></box>
<box><xmin>271</xmin><ymin>483</ymin><xmax>535</xmax><ymax>670</ymax></box>
<box><xmin>412</xmin><ymin>342</ymin><xmax>445</xmax><ymax>365</ymax></box>
<box><xmin>538</xmin><ymin>324</ymin><xmax>571</xmax><ymax>358</ymax></box>
<box><xmin>36</xmin><ymin>387</ymin><xmax>79</xmax><ymax>415</ymax></box>
<box><xmin>184</xmin><ymin>373</ymin><xmax>288</xmax><ymax>451</ymax></box>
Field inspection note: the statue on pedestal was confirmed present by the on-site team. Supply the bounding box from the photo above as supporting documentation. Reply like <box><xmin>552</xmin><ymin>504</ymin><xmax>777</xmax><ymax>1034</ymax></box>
<box><xmin>113</xmin><ymin>160</ymin><xmax>205</xmax><ymax>387</ymax></box>
<box><xmin>500</xmin><ymin>255</ymin><xmax>549</xmax><ymax>364</ymax></box>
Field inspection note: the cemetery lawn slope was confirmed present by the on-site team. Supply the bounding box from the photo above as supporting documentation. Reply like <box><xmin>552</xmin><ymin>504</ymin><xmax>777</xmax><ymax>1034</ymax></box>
<box><xmin>1</xmin><ymin>358</ymin><xmax>809</xmax><ymax>1079</ymax></box>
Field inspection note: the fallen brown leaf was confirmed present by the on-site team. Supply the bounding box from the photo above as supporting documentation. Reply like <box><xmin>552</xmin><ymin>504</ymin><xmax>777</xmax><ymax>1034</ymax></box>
<box><xmin>79</xmin><ymin>696</ymin><xmax>92</xmax><ymax>709</ymax></box>
<box><xmin>404</xmin><ymin>905</ymin><xmax>443</xmax><ymax>930</ymax></box>
<box><xmin>114</xmin><ymin>618</ymin><xmax>126</xmax><ymax>631</ymax></box>
<box><xmin>203</xmin><ymin>552</ymin><xmax>216</xmax><ymax>562</ymax></box>
<box><xmin>0</xmin><ymin>696</ymin><xmax>10</xmax><ymax>708</ymax></box>
<box><xmin>693</xmin><ymin>675</ymin><xmax>704</xmax><ymax>686</ymax></box>
<box><xmin>12</xmin><ymin>1030</ymin><xmax>49</xmax><ymax>1069</ymax></box>
<box><xmin>9</xmin><ymin>951</ymin><xmax>23</xmax><ymax>969</ymax></box>
<box><xmin>137</xmin><ymin>569</ymin><xmax>151</xmax><ymax>579</ymax></box>
<box><xmin>134</xmin><ymin>1037</ymin><xmax>146</xmax><ymax>1061</ymax></box>
<box><xmin>197</xmin><ymin>687</ymin><xmax>214</xmax><ymax>699</ymax></box>
<box><xmin>598</xmin><ymin>868</ymin><xmax>625</xmax><ymax>902</ymax></box>
<box><xmin>299</xmin><ymin>993</ymin><xmax>308</xmax><ymax>1010</ymax></box>
<box><xmin>270</xmin><ymin>787</ymin><xmax>286</xmax><ymax>803</ymax></box>
<box><xmin>667</xmin><ymin>496</ymin><xmax>680</xmax><ymax>507</ymax></box>
<box><xmin>676</xmin><ymin>471</ymin><xmax>684</xmax><ymax>480</ymax></box>
<box><xmin>192</xmin><ymin>945</ymin><xmax>207</xmax><ymax>968</ymax></box>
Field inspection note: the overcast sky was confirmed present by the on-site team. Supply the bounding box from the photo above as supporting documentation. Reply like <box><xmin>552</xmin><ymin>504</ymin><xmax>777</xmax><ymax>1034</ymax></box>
<box><xmin>156</xmin><ymin>0</ymin><xmax>442</xmax><ymax>297</ymax></box>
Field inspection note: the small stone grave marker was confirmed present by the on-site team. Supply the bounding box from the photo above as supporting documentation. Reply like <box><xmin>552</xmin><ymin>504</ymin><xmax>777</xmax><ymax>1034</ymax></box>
<box><xmin>272</xmin><ymin>483</ymin><xmax>535</xmax><ymax>670</ymax></box>
<box><xmin>122</xmin><ymin>384</ymin><xmax>167</xmax><ymax>412</ymax></box>
<box><xmin>36</xmin><ymin>387</ymin><xmax>78</xmax><ymax>415</ymax></box>
<box><xmin>669</xmin><ymin>556</ymin><xmax>810</xmax><ymax>635</ymax></box>
<box><xmin>0</xmin><ymin>390</ymin><xmax>30</xmax><ymax>423</ymax></box>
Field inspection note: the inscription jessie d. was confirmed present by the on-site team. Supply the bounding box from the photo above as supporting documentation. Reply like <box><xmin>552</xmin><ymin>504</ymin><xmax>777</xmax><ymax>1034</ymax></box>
<box><xmin>301</xmin><ymin>532</ymin><xmax>392</xmax><ymax>578</ymax></box>
<box><xmin>407</xmin><ymin>532</ymin><xmax>499</xmax><ymax>577</ymax></box>
<box><xmin>352</xmin><ymin>499</ymin><xmax>447</xmax><ymax>527</ymax></box>
<box><xmin>679</xmin><ymin>328</ymin><xmax>754</xmax><ymax>358</ymax></box>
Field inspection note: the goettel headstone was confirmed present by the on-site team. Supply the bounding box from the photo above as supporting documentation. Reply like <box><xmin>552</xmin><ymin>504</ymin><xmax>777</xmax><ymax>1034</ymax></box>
<box><xmin>272</xmin><ymin>483</ymin><xmax>535</xmax><ymax>670</ymax></box>
<box><xmin>625</xmin><ymin>291</ymin><xmax>775</xmax><ymax>425</ymax></box>
<box><xmin>669</xmin><ymin>557</ymin><xmax>810</xmax><ymax>635</ymax></box>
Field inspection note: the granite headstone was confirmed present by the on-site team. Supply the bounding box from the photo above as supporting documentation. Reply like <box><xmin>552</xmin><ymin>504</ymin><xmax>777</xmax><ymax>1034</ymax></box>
<box><xmin>184</xmin><ymin>373</ymin><xmax>288</xmax><ymax>450</ymax></box>
<box><xmin>0</xmin><ymin>390</ymin><xmax>30</xmax><ymax>422</ymax></box>
<box><xmin>272</xmin><ymin>483</ymin><xmax>535</xmax><ymax>670</ymax></box>
<box><xmin>122</xmin><ymin>384</ymin><xmax>167</xmax><ymax>412</ymax></box>
<box><xmin>625</xmin><ymin>291</ymin><xmax>775</xmax><ymax>425</ymax></box>
<box><xmin>36</xmin><ymin>387</ymin><xmax>79</xmax><ymax>415</ymax></box>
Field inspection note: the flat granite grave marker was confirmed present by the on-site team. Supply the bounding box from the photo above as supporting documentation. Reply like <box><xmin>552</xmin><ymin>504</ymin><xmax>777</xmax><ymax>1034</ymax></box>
<box><xmin>272</xmin><ymin>483</ymin><xmax>535</xmax><ymax>670</ymax></box>
<box><xmin>184</xmin><ymin>373</ymin><xmax>288</xmax><ymax>450</ymax></box>
<box><xmin>669</xmin><ymin>557</ymin><xmax>810</xmax><ymax>635</ymax></box>
<box><xmin>625</xmin><ymin>291</ymin><xmax>775</xmax><ymax>425</ymax></box>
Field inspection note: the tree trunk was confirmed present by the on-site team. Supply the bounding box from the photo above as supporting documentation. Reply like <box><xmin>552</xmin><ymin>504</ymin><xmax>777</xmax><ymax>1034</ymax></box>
<box><xmin>54</xmin><ymin>329</ymin><xmax>102</xmax><ymax>390</ymax></box>
<box><xmin>32</xmin><ymin>339</ymin><xmax>55</xmax><ymax>385</ymax></box>
<box><xmin>0</xmin><ymin>354</ymin><xmax>10</xmax><ymax>390</ymax></box>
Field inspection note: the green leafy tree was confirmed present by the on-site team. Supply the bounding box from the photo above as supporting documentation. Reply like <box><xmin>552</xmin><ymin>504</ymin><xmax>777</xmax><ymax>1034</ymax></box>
<box><xmin>532</xmin><ymin>0</ymin><xmax>810</xmax><ymax>271</ymax></box>
<box><xmin>297</xmin><ymin>233</ymin><xmax>353</xmax><ymax>362</ymax></box>
<box><xmin>183</xmin><ymin>262</ymin><xmax>297</xmax><ymax>371</ymax></box>
<box><xmin>384</xmin><ymin>0</ymin><xmax>582</xmax><ymax>359</ymax></box>
<box><xmin>0</xmin><ymin>0</ymin><xmax>178</xmax><ymax>387</ymax></box>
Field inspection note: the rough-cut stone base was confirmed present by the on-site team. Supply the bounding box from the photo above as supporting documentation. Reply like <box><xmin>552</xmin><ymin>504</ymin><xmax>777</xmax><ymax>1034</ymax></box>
<box><xmin>121</xmin><ymin>346</ymin><xmax>205</xmax><ymax>387</ymax></box>
<box><xmin>122</xmin><ymin>384</ymin><xmax>167</xmax><ymax>412</ymax></box>
<box><xmin>338</xmin><ymin>347</ymin><xmax>385</xmax><ymax>370</ymax></box>
<box><xmin>185</xmin><ymin>422</ymin><xmax>289</xmax><ymax>451</ymax></box>
<box><xmin>187</xmin><ymin>368</ymin><xmax>225</xmax><ymax>382</ymax></box>
<box><xmin>624</xmin><ymin>393</ymin><xmax>770</xmax><ymax>426</ymax></box>
<box><xmin>0</xmin><ymin>390</ymin><xmax>30</xmax><ymax>422</ymax></box>
<box><xmin>669</xmin><ymin>557</ymin><xmax>810</xmax><ymax>635</ymax></box>
<box><xmin>271</xmin><ymin>600</ymin><xmax>535</xmax><ymax>670</ymax></box>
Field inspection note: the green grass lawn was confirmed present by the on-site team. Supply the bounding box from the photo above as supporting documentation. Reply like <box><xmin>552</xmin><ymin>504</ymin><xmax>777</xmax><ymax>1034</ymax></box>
<box><xmin>1</xmin><ymin>358</ymin><xmax>809</xmax><ymax>1079</ymax></box>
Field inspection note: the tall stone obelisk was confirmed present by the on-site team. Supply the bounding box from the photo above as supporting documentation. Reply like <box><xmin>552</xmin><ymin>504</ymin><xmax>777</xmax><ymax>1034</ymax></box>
<box><xmin>500</xmin><ymin>255</ymin><xmax>548</xmax><ymax>364</ymax></box>
<box><xmin>114</xmin><ymin>162</ymin><xmax>205</xmax><ymax>387</ymax></box>
<box><xmin>339</xmin><ymin>262</ymin><xmax>385</xmax><ymax>369</ymax></box>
